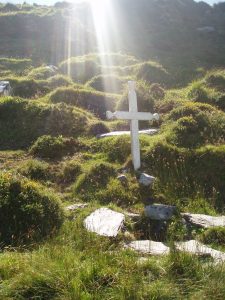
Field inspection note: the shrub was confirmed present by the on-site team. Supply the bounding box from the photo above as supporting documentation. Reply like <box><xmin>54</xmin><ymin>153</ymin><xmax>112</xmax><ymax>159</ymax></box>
<box><xmin>59</xmin><ymin>58</ymin><xmax>100</xmax><ymax>83</ymax></box>
<box><xmin>30</xmin><ymin>135</ymin><xmax>82</xmax><ymax>160</ymax></box>
<box><xmin>74</xmin><ymin>162</ymin><xmax>116</xmax><ymax>199</ymax></box>
<box><xmin>135</xmin><ymin>61</ymin><xmax>171</xmax><ymax>86</ymax></box>
<box><xmin>87</xmin><ymin>74</ymin><xmax>125</xmax><ymax>94</ymax></box>
<box><xmin>49</xmin><ymin>87</ymin><xmax>116</xmax><ymax>118</ymax></box>
<box><xmin>60</xmin><ymin>160</ymin><xmax>82</xmax><ymax>183</ymax></box>
<box><xmin>150</xmin><ymin>83</ymin><xmax>165</xmax><ymax>100</ymax></box>
<box><xmin>28</xmin><ymin>66</ymin><xmax>57</xmax><ymax>80</ymax></box>
<box><xmin>0</xmin><ymin>172</ymin><xmax>64</xmax><ymax>246</ymax></box>
<box><xmin>87</xmin><ymin>121</ymin><xmax>110</xmax><ymax>136</ymax></box>
<box><xmin>206</xmin><ymin>71</ymin><xmax>225</xmax><ymax>91</ymax></box>
<box><xmin>11</xmin><ymin>78</ymin><xmax>49</xmax><ymax>98</ymax></box>
<box><xmin>18</xmin><ymin>159</ymin><xmax>50</xmax><ymax>181</ymax></box>
<box><xmin>117</xmin><ymin>81</ymin><xmax>154</xmax><ymax>113</ymax></box>
<box><xmin>199</xmin><ymin>227</ymin><xmax>225</xmax><ymax>245</ymax></box>
<box><xmin>47</xmin><ymin>75</ymin><xmax>73</xmax><ymax>89</ymax></box>
<box><xmin>0</xmin><ymin>98</ymin><xmax>90</xmax><ymax>149</ymax></box>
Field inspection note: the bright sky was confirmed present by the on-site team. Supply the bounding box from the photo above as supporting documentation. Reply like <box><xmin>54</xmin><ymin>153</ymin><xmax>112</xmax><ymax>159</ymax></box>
<box><xmin>0</xmin><ymin>0</ymin><xmax>224</xmax><ymax>5</ymax></box>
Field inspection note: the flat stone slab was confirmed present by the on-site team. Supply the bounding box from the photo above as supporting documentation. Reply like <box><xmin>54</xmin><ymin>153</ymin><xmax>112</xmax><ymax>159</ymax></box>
<box><xmin>139</xmin><ymin>173</ymin><xmax>155</xmax><ymax>186</ymax></box>
<box><xmin>84</xmin><ymin>208</ymin><xmax>125</xmax><ymax>237</ymax></box>
<box><xmin>97</xmin><ymin>129</ymin><xmax>158</xmax><ymax>138</ymax></box>
<box><xmin>127</xmin><ymin>240</ymin><xmax>170</xmax><ymax>255</ymax></box>
<box><xmin>182</xmin><ymin>213</ymin><xmax>225</xmax><ymax>228</ymax></box>
<box><xmin>145</xmin><ymin>204</ymin><xmax>176</xmax><ymax>221</ymax></box>
<box><xmin>175</xmin><ymin>240</ymin><xmax>225</xmax><ymax>263</ymax></box>
<box><xmin>66</xmin><ymin>203</ymin><xmax>88</xmax><ymax>211</ymax></box>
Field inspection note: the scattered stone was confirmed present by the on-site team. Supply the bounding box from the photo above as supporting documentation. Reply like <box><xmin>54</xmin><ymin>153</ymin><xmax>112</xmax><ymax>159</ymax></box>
<box><xmin>66</xmin><ymin>203</ymin><xmax>88</xmax><ymax>211</ymax></box>
<box><xmin>145</xmin><ymin>204</ymin><xmax>176</xmax><ymax>221</ymax></box>
<box><xmin>124</xmin><ymin>211</ymin><xmax>140</xmax><ymax>221</ymax></box>
<box><xmin>0</xmin><ymin>81</ymin><xmax>11</xmax><ymax>96</ymax></box>
<box><xmin>182</xmin><ymin>213</ymin><xmax>225</xmax><ymax>228</ymax></box>
<box><xmin>175</xmin><ymin>240</ymin><xmax>225</xmax><ymax>263</ymax></box>
<box><xmin>117</xmin><ymin>174</ymin><xmax>128</xmax><ymax>184</ymax></box>
<box><xmin>97</xmin><ymin>129</ymin><xmax>158</xmax><ymax>138</ymax></box>
<box><xmin>84</xmin><ymin>208</ymin><xmax>125</xmax><ymax>237</ymax></box>
<box><xmin>127</xmin><ymin>240</ymin><xmax>170</xmax><ymax>255</ymax></box>
<box><xmin>139</xmin><ymin>173</ymin><xmax>155</xmax><ymax>186</ymax></box>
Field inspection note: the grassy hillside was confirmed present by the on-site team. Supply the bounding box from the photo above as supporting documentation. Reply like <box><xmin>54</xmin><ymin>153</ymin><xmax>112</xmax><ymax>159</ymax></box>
<box><xmin>0</xmin><ymin>1</ymin><xmax>225</xmax><ymax>299</ymax></box>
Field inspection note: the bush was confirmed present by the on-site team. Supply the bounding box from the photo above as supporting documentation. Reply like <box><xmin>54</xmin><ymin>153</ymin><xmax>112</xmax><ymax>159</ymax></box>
<box><xmin>199</xmin><ymin>227</ymin><xmax>225</xmax><ymax>245</ymax></box>
<box><xmin>18</xmin><ymin>159</ymin><xmax>50</xmax><ymax>181</ymax></box>
<box><xmin>0</xmin><ymin>98</ymin><xmax>90</xmax><ymax>149</ymax></box>
<box><xmin>87</xmin><ymin>74</ymin><xmax>125</xmax><ymax>94</ymax></box>
<box><xmin>60</xmin><ymin>160</ymin><xmax>82</xmax><ymax>183</ymax></box>
<box><xmin>49</xmin><ymin>87</ymin><xmax>116</xmax><ymax>118</ymax></box>
<box><xmin>30</xmin><ymin>135</ymin><xmax>82</xmax><ymax>160</ymax></box>
<box><xmin>74</xmin><ymin>162</ymin><xmax>116</xmax><ymax>200</ymax></box>
<box><xmin>206</xmin><ymin>71</ymin><xmax>225</xmax><ymax>91</ymax></box>
<box><xmin>136</xmin><ymin>61</ymin><xmax>171</xmax><ymax>86</ymax></box>
<box><xmin>59</xmin><ymin>58</ymin><xmax>100</xmax><ymax>83</ymax></box>
<box><xmin>11</xmin><ymin>78</ymin><xmax>49</xmax><ymax>98</ymax></box>
<box><xmin>47</xmin><ymin>75</ymin><xmax>73</xmax><ymax>89</ymax></box>
<box><xmin>117</xmin><ymin>81</ymin><xmax>154</xmax><ymax>113</ymax></box>
<box><xmin>87</xmin><ymin>121</ymin><xmax>110</xmax><ymax>136</ymax></box>
<box><xmin>150</xmin><ymin>83</ymin><xmax>165</xmax><ymax>100</ymax></box>
<box><xmin>28</xmin><ymin>66</ymin><xmax>57</xmax><ymax>80</ymax></box>
<box><xmin>0</xmin><ymin>172</ymin><xmax>64</xmax><ymax>246</ymax></box>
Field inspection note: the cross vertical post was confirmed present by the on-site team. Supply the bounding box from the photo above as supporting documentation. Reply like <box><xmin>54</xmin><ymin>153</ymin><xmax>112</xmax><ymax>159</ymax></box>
<box><xmin>128</xmin><ymin>81</ymin><xmax>141</xmax><ymax>170</ymax></box>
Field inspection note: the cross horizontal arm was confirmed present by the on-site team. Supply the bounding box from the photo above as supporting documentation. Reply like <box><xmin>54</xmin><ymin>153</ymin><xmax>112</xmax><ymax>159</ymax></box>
<box><xmin>107</xmin><ymin>111</ymin><xmax>160</xmax><ymax>121</ymax></box>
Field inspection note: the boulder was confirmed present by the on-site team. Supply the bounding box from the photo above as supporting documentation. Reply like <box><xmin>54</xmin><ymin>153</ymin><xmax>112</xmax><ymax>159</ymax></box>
<box><xmin>139</xmin><ymin>173</ymin><xmax>155</xmax><ymax>186</ymax></box>
<box><xmin>127</xmin><ymin>240</ymin><xmax>170</xmax><ymax>255</ymax></box>
<box><xmin>84</xmin><ymin>208</ymin><xmax>125</xmax><ymax>237</ymax></box>
<box><xmin>66</xmin><ymin>203</ymin><xmax>88</xmax><ymax>211</ymax></box>
<box><xmin>145</xmin><ymin>204</ymin><xmax>176</xmax><ymax>221</ymax></box>
<box><xmin>175</xmin><ymin>240</ymin><xmax>225</xmax><ymax>263</ymax></box>
<box><xmin>182</xmin><ymin>213</ymin><xmax>225</xmax><ymax>228</ymax></box>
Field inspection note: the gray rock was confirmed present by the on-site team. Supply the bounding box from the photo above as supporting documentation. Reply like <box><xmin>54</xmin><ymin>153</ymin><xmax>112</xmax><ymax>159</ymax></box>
<box><xmin>84</xmin><ymin>208</ymin><xmax>125</xmax><ymax>237</ymax></box>
<box><xmin>117</xmin><ymin>174</ymin><xmax>128</xmax><ymax>184</ymax></box>
<box><xmin>139</xmin><ymin>173</ymin><xmax>155</xmax><ymax>186</ymax></box>
<box><xmin>145</xmin><ymin>204</ymin><xmax>176</xmax><ymax>221</ymax></box>
<box><xmin>66</xmin><ymin>203</ymin><xmax>88</xmax><ymax>211</ymax></box>
<box><xmin>175</xmin><ymin>240</ymin><xmax>225</xmax><ymax>263</ymax></box>
<box><xmin>97</xmin><ymin>129</ymin><xmax>158</xmax><ymax>138</ymax></box>
<box><xmin>182</xmin><ymin>213</ymin><xmax>225</xmax><ymax>228</ymax></box>
<box><xmin>127</xmin><ymin>240</ymin><xmax>170</xmax><ymax>255</ymax></box>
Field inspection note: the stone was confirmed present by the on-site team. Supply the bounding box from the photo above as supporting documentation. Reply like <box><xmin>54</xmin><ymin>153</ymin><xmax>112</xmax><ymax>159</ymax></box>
<box><xmin>97</xmin><ymin>129</ymin><xmax>158</xmax><ymax>138</ymax></box>
<box><xmin>107</xmin><ymin>81</ymin><xmax>159</xmax><ymax>170</ymax></box>
<box><xmin>127</xmin><ymin>240</ymin><xmax>170</xmax><ymax>255</ymax></box>
<box><xmin>117</xmin><ymin>174</ymin><xmax>128</xmax><ymax>184</ymax></box>
<box><xmin>124</xmin><ymin>211</ymin><xmax>140</xmax><ymax>221</ymax></box>
<box><xmin>145</xmin><ymin>204</ymin><xmax>176</xmax><ymax>221</ymax></box>
<box><xmin>139</xmin><ymin>173</ymin><xmax>155</xmax><ymax>186</ymax></box>
<box><xmin>84</xmin><ymin>208</ymin><xmax>125</xmax><ymax>237</ymax></box>
<box><xmin>0</xmin><ymin>81</ymin><xmax>11</xmax><ymax>96</ymax></box>
<box><xmin>182</xmin><ymin>213</ymin><xmax>225</xmax><ymax>228</ymax></box>
<box><xmin>66</xmin><ymin>203</ymin><xmax>88</xmax><ymax>211</ymax></box>
<box><xmin>175</xmin><ymin>240</ymin><xmax>225</xmax><ymax>263</ymax></box>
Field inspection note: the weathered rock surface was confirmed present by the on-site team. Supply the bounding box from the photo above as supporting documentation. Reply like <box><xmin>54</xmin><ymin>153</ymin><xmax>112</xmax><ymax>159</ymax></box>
<box><xmin>182</xmin><ymin>213</ymin><xmax>225</xmax><ymax>228</ymax></box>
<box><xmin>97</xmin><ymin>129</ymin><xmax>158</xmax><ymax>138</ymax></box>
<box><xmin>66</xmin><ymin>203</ymin><xmax>88</xmax><ymax>211</ymax></box>
<box><xmin>124</xmin><ymin>211</ymin><xmax>140</xmax><ymax>221</ymax></box>
<box><xmin>84</xmin><ymin>208</ymin><xmax>125</xmax><ymax>237</ymax></box>
<box><xmin>117</xmin><ymin>174</ymin><xmax>128</xmax><ymax>184</ymax></box>
<box><xmin>145</xmin><ymin>204</ymin><xmax>176</xmax><ymax>220</ymax></box>
<box><xmin>139</xmin><ymin>173</ymin><xmax>155</xmax><ymax>186</ymax></box>
<box><xmin>127</xmin><ymin>240</ymin><xmax>170</xmax><ymax>255</ymax></box>
<box><xmin>175</xmin><ymin>240</ymin><xmax>225</xmax><ymax>263</ymax></box>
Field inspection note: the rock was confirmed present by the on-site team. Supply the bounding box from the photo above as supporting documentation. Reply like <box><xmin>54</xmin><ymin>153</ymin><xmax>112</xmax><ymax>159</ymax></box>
<box><xmin>145</xmin><ymin>204</ymin><xmax>176</xmax><ymax>221</ymax></box>
<box><xmin>139</xmin><ymin>173</ymin><xmax>155</xmax><ymax>186</ymax></box>
<box><xmin>97</xmin><ymin>129</ymin><xmax>158</xmax><ymax>138</ymax></box>
<box><xmin>124</xmin><ymin>211</ymin><xmax>140</xmax><ymax>221</ymax></box>
<box><xmin>66</xmin><ymin>203</ymin><xmax>88</xmax><ymax>211</ymax></box>
<box><xmin>84</xmin><ymin>208</ymin><xmax>125</xmax><ymax>237</ymax></box>
<box><xmin>117</xmin><ymin>174</ymin><xmax>128</xmax><ymax>184</ymax></box>
<box><xmin>127</xmin><ymin>240</ymin><xmax>170</xmax><ymax>255</ymax></box>
<box><xmin>175</xmin><ymin>240</ymin><xmax>225</xmax><ymax>263</ymax></box>
<box><xmin>182</xmin><ymin>213</ymin><xmax>225</xmax><ymax>228</ymax></box>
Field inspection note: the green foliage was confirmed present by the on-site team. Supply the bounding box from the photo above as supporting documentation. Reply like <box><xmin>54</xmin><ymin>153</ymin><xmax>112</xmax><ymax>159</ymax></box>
<box><xmin>47</xmin><ymin>74</ymin><xmax>73</xmax><ymax>89</ymax></box>
<box><xmin>74</xmin><ymin>162</ymin><xmax>116</xmax><ymax>200</ymax></box>
<box><xmin>87</xmin><ymin>74</ymin><xmax>125</xmax><ymax>94</ymax></box>
<box><xmin>87</xmin><ymin>121</ymin><xmax>110</xmax><ymax>136</ymax></box>
<box><xmin>11</xmin><ymin>78</ymin><xmax>49</xmax><ymax>98</ymax></box>
<box><xmin>30</xmin><ymin>135</ymin><xmax>82</xmax><ymax>160</ymax></box>
<box><xmin>0</xmin><ymin>172</ymin><xmax>64</xmax><ymax>246</ymax></box>
<box><xmin>27</xmin><ymin>66</ymin><xmax>56</xmax><ymax>80</ymax></box>
<box><xmin>206</xmin><ymin>70</ymin><xmax>225</xmax><ymax>92</ymax></box>
<box><xmin>60</xmin><ymin>160</ymin><xmax>82</xmax><ymax>184</ymax></box>
<box><xmin>18</xmin><ymin>159</ymin><xmax>50</xmax><ymax>181</ymax></box>
<box><xmin>0</xmin><ymin>57</ymin><xmax>32</xmax><ymax>73</ymax></box>
<box><xmin>135</xmin><ymin>61</ymin><xmax>171</xmax><ymax>86</ymax></box>
<box><xmin>199</xmin><ymin>227</ymin><xmax>225</xmax><ymax>245</ymax></box>
<box><xmin>59</xmin><ymin>58</ymin><xmax>100</xmax><ymax>83</ymax></box>
<box><xmin>0</xmin><ymin>97</ymin><xmax>90</xmax><ymax>149</ymax></box>
<box><xmin>49</xmin><ymin>87</ymin><xmax>116</xmax><ymax>118</ymax></box>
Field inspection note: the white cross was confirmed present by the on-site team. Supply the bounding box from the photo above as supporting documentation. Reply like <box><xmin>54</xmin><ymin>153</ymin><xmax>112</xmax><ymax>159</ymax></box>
<box><xmin>107</xmin><ymin>81</ymin><xmax>159</xmax><ymax>170</ymax></box>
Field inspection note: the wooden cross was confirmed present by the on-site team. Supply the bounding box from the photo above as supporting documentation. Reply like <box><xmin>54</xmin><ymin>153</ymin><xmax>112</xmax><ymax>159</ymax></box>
<box><xmin>107</xmin><ymin>81</ymin><xmax>159</xmax><ymax>170</ymax></box>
